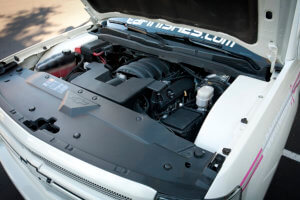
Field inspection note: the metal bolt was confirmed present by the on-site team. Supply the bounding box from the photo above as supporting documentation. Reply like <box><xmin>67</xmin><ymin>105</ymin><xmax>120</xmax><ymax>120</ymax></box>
<box><xmin>29</xmin><ymin>106</ymin><xmax>36</xmax><ymax>112</ymax></box>
<box><xmin>43</xmin><ymin>46</ymin><xmax>47</xmax><ymax>50</ymax></box>
<box><xmin>92</xmin><ymin>96</ymin><xmax>98</xmax><ymax>100</ymax></box>
<box><xmin>163</xmin><ymin>163</ymin><xmax>172</xmax><ymax>170</ymax></box>
<box><xmin>65</xmin><ymin>144</ymin><xmax>73</xmax><ymax>151</ymax></box>
<box><xmin>136</xmin><ymin>116</ymin><xmax>142</xmax><ymax>121</ymax></box>
<box><xmin>194</xmin><ymin>149</ymin><xmax>205</xmax><ymax>158</ymax></box>
<box><xmin>241</xmin><ymin>118</ymin><xmax>248</xmax><ymax>124</ymax></box>
<box><xmin>167</xmin><ymin>90</ymin><xmax>174</xmax><ymax>99</ymax></box>
<box><xmin>185</xmin><ymin>162</ymin><xmax>191</xmax><ymax>168</ymax></box>
<box><xmin>258</xmin><ymin>95</ymin><xmax>264</xmax><ymax>98</ymax></box>
<box><xmin>78</xmin><ymin>89</ymin><xmax>83</xmax><ymax>94</ymax></box>
<box><xmin>73</xmin><ymin>132</ymin><xmax>81</xmax><ymax>139</ymax></box>
<box><xmin>45</xmin><ymin>75</ymin><xmax>50</xmax><ymax>79</ymax></box>
<box><xmin>222</xmin><ymin>148</ymin><xmax>231</xmax><ymax>155</ymax></box>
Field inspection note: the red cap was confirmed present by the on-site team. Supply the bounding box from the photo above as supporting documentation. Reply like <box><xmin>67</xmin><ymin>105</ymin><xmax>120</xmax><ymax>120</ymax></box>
<box><xmin>74</xmin><ymin>47</ymin><xmax>81</xmax><ymax>54</ymax></box>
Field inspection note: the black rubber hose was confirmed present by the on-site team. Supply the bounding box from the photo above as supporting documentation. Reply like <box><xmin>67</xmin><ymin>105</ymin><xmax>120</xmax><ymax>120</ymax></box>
<box><xmin>64</xmin><ymin>53</ymin><xmax>84</xmax><ymax>81</ymax></box>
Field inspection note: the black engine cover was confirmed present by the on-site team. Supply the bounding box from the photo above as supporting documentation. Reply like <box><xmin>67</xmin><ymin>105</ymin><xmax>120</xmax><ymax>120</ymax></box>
<box><xmin>71</xmin><ymin>58</ymin><xmax>170</xmax><ymax>105</ymax></box>
<box><xmin>71</xmin><ymin>62</ymin><xmax>154</xmax><ymax>104</ymax></box>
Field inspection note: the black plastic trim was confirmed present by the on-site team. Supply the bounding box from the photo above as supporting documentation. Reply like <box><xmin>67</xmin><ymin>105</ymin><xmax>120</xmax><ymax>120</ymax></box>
<box><xmin>0</xmin><ymin>67</ymin><xmax>218</xmax><ymax>199</ymax></box>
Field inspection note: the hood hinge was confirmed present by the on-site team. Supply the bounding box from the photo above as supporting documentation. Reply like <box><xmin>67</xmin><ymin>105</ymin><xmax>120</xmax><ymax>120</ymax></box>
<box><xmin>268</xmin><ymin>41</ymin><xmax>278</xmax><ymax>73</ymax></box>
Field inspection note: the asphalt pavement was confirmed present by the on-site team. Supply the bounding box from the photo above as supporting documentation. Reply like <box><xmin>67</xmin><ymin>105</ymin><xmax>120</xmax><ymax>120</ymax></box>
<box><xmin>265</xmin><ymin>108</ymin><xmax>300</xmax><ymax>200</ymax></box>
<box><xmin>0</xmin><ymin>1</ymin><xmax>299</xmax><ymax>199</ymax></box>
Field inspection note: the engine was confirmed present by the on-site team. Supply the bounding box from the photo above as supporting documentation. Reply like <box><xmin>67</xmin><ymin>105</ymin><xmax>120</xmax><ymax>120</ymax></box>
<box><xmin>36</xmin><ymin>39</ymin><xmax>230</xmax><ymax>141</ymax></box>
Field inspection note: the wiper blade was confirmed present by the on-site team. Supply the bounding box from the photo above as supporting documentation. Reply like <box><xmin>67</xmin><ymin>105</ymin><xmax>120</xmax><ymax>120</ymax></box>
<box><xmin>108</xmin><ymin>19</ymin><xmax>167</xmax><ymax>46</ymax></box>
<box><xmin>108</xmin><ymin>20</ymin><xmax>230</xmax><ymax>55</ymax></box>
<box><xmin>157</xmin><ymin>32</ymin><xmax>260</xmax><ymax>69</ymax></box>
<box><xmin>187</xmin><ymin>38</ymin><xmax>229</xmax><ymax>54</ymax></box>
<box><xmin>157</xmin><ymin>32</ymin><xmax>231</xmax><ymax>54</ymax></box>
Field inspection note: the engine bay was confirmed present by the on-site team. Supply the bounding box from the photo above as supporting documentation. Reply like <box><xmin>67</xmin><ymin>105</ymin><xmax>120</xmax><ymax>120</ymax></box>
<box><xmin>0</xmin><ymin>7</ymin><xmax>287</xmax><ymax>198</ymax></box>
<box><xmin>36</xmin><ymin>38</ymin><xmax>231</xmax><ymax>142</ymax></box>
<box><xmin>1</xmin><ymin>23</ymin><xmax>268</xmax><ymax>199</ymax></box>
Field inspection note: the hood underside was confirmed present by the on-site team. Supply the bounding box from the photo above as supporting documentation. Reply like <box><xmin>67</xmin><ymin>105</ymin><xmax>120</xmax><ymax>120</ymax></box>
<box><xmin>82</xmin><ymin>0</ymin><xmax>298</xmax><ymax>64</ymax></box>
<box><xmin>86</xmin><ymin>0</ymin><xmax>258</xmax><ymax>44</ymax></box>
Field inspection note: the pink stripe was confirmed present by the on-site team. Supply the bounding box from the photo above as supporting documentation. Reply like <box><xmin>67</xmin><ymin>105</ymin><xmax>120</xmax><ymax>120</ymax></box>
<box><xmin>293</xmin><ymin>79</ymin><xmax>300</xmax><ymax>94</ymax></box>
<box><xmin>290</xmin><ymin>72</ymin><xmax>300</xmax><ymax>105</ymax></box>
<box><xmin>242</xmin><ymin>154</ymin><xmax>263</xmax><ymax>190</ymax></box>
<box><xmin>240</xmin><ymin>148</ymin><xmax>263</xmax><ymax>187</ymax></box>
<box><xmin>292</xmin><ymin>72</ymin><xmax>300</xmax><ymax>94</ymax></box>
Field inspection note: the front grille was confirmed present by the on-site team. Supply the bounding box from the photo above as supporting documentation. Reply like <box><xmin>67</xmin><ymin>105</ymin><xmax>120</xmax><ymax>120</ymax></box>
<box><xmin>30</xmin><ymin>150</ymin><xmax>132</xmax><ymax>200</ymax></box>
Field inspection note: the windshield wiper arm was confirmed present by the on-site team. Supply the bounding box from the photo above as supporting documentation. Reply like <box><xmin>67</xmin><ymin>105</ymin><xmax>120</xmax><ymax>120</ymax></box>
<box><xmin>108</xmin><ymin>20</ymin><xmax>231</xmax><ymax>54</ymax></box>
<box><xmin>156</xmin><ymin>32</ymin><xmax>232</xmax><ymax>54</ymax></box>
<box><xmin>157</xmin><ymin>32</ymin><xmax>260</xmax><ymax>69</ymax></box>
<box><xmin>108</xmin><ymin>19</ymin><xmax>167</xmax><ymax>46</ymax></box>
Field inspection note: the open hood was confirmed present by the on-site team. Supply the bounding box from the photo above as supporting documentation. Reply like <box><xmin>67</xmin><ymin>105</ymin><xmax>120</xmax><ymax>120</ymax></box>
<box><xmin>86</xmin><ymin>0</ymin><xmax>258</xmax><ymax>44</ymax></box>
<box><xmin>81</xmin><ymin>0</ymin><xmax>297</xmax><ymax>66</ymax></box>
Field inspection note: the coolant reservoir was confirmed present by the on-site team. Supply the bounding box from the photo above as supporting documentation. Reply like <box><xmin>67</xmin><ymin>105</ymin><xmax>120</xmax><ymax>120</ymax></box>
<box><xmin>196</xmin><ymin>85</ymin><xmax>214</xmax><ymax>109</ymax></box>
